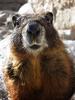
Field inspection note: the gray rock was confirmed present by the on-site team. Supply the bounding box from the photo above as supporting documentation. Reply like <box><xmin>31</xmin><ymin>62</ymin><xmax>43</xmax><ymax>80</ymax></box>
<box><xmin>0</xmin><ymin>10</ymin><xmax>16</xmax><ymax>40</ymax></box>
<box><xmin>0</xmin><ymin>0</ymin><xmax>27</xmax><ymax>11</ymax></box>
<box><xmin>0</xmin><ymin>3</ymin><xmax>22</xmax><ymax>11</ymax></box>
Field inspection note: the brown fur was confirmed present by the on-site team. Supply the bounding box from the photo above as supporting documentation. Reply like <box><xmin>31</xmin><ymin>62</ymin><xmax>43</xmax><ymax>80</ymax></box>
<box><xmin>3</xmin><ymin>13</ymin><xmax>75</xmax><ymax>100</ymax></box>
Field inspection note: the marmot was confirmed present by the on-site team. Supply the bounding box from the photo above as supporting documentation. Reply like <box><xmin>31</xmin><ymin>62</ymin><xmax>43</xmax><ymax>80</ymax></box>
<box><xmin>3</xmin><ymin>12</ymin><xmax>75</xmax><ymax>100</ymax></box>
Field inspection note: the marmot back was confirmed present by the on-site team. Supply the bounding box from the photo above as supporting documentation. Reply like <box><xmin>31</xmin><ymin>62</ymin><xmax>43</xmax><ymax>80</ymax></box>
<box><xmin>3</xmin><ymin>12</ymin><xmax>75</xmax><ymax>100</ymax></box>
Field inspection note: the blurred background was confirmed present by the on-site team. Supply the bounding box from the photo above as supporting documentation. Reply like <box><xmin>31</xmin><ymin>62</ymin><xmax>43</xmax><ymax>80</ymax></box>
<box><xmin>0</xmin><ymin>0</ymin><xmax>75</xmax><ymax>40</ymax></box>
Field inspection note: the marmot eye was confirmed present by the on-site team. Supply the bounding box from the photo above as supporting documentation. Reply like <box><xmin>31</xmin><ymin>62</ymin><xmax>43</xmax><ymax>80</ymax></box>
<box><xmin>45</xmin><ymin>16</ymin><xmax>49</xmax><ymax>21</ymax></box>
<box><xmin>16</xmin><ymin>21</ymin><xmax>20</xmax><ymax>26</ymax></box>
<box><xmin>15</xmin><ymin>18</ymin><xmax>21</xmax><ymax>27</ymax></box>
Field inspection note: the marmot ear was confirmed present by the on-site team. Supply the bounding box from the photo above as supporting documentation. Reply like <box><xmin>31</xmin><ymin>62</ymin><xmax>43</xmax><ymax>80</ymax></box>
<box><xmin>45</xmin><ymin>12</ymin><xmax>53</xmax><ymax>24</ymax></box>
<box><xmin>12</xmin><ymin>14</ymin><xmax>21</xmax><ymax>27</ymax></box>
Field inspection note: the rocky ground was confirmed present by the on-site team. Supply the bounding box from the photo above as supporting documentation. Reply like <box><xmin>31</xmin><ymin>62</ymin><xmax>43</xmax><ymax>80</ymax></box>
<box><xmin>0</xmin><ymin>35</ymin><xmax>10</xmax><ymax>100</ymax></box>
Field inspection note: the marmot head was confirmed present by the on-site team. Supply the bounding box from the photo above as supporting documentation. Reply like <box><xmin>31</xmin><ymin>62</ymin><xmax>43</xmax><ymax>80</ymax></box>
<box><xmin>11</xmin><ymin>12</ymin><xmax>59</xmax><ymax>55</ymax></box>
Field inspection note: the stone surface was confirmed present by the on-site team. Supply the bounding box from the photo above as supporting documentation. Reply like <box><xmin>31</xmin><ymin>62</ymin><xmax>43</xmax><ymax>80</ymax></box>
<box><xmin>0</xmin><ymin>0</ymin><xmax>25</xmax><ymax>3</ymax></box>
<box><xmin>0</xmin><ymin>0</ymin><xmax>27</xmax><ymax>11</ymax></box>
<box><xmin>58</xmin><ymin>29</ymin><xmax>75</xmax><ymax>40</ymax></box>
<box><xmin>0</xmin><ymin>3</ymin><xmax>22</xmax><ymax>11</ymax></box>
<box><xmin>0</xmin><ymin>10</ymin><xmax>15</xmax><ymax>40</ymax></box>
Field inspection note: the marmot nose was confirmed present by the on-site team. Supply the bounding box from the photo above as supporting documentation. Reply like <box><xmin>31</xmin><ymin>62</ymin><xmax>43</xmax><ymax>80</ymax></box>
<box><xmin>27</xmin><ymin>21</ymin><xmax>40</xmax><ymax>37</ymax></box>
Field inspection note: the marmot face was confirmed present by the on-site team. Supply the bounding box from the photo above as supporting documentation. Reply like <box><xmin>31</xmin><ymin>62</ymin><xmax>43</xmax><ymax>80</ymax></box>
<box><xmin>12</xmin><ymin>12</ymin><xmax>54</xmax><ymax>54</ymax></box>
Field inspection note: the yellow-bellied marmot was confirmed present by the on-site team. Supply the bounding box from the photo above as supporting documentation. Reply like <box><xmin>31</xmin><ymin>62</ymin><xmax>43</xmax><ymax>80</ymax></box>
<box><xmin>3</xmin><ymin>12</ymin><xmax>75</xmax><ymax>100</ymax></box>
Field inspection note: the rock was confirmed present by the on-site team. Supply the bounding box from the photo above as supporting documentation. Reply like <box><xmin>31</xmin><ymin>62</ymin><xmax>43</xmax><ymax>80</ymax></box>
<box><xmin>58</xmin><ymin>28</ymin><xmax>75</xmax><ymax>40</ymax></box>
<box><xmin>16</xmin><ymin>0</ymin><xmax>26</xmax><ymax>3</ymax></box>
<box><xmin>0</xmin><ymin>0</ymin><xmax>27</xmax><ymax>11</ymax></box>
<box><xmin>0</xmin><ymin>10</ymin><xmax>15</xmax><ymax>26</ymax></box>
<box><xmin>0</xmin><ymin>3</ymin><xmax>22</xmax><ymax>11</ymax></box>
<box><xmin>64</xmin><ymin>40</ymin><xmax>75</xmax><ymax>60</ymax></box>
<box><xmin>55</xmin><ymin>7</ymin><xmax>75</xmax><ymax>29</ymax></box>
<box><xmin>58</xmin><ymin>29</ymin><xmax>71</xmax><ymax>39</ymax></box>
<box><xmin>0</xmin><ymin>36</ymin><xmax>10</xmax><ymax>100</ymax></box>
<box><xmin>18</xmin><ymin>3</ymin><xmax>34</xmax><ymax>15</ymax></box>
<box><xmin>0</xmin><ymin>11</ymin><xmax>8</xmax><ymax>26</ymax></box>
<box><xmin>0</xmin><ymin>11</ymin><xmax>16</xmax><ymax>40</ymax></box>
<box><xmin>18</xmin><ymin>2</ymin><xmax>46</xmax><ymax>15</ymax></box>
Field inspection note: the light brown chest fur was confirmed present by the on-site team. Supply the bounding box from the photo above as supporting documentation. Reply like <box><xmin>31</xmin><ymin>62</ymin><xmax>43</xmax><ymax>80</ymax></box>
<box><xmin>4</xmin><ymin>48</ymin><xmax>74</xmax><ymax>100</ymax></box>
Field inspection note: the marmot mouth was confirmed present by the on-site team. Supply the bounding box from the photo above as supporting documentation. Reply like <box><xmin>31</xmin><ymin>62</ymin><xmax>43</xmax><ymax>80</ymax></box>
<box><xmin>29</xmin><ymin>44</ymin><xmax>41</xmax><ymax>49</ymax></box>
